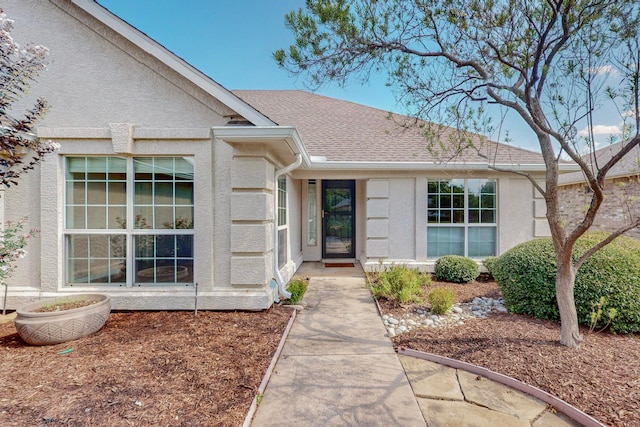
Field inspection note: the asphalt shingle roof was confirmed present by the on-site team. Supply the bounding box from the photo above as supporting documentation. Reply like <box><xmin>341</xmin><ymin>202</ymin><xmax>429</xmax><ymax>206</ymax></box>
<box><xmin>233</xmin><ymin>90</ymin><xmax>545</xmax><ymax>166</ymax></box>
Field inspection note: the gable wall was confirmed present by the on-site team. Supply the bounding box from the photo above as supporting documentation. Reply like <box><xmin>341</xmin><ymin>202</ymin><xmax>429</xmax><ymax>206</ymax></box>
<box><xmin>6</xmin><ymin>0</ymin><xmax>233</xmax><ymax>129</ymax></box>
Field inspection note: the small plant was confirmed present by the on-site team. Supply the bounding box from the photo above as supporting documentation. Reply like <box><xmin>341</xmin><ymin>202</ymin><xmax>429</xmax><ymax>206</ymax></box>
<box><xmin>285</xmin><ymin>279</ymin><xmax>307</xmax><ymax>304</ymax></box>
<box><xmin>589</xmin><ymin>296</ymin><xmax>617</xmax><ymax>334</ymax></box>
<box><xmin>368</xmin><ymin>264</ymin><xmax>429</xmax><ymax>304</ymax></box>
<box><xmin>434</xmin><ymin>255</ymin><xmax>479</xmax><ymax>283</ymax></box>
<box><xmin>1</xmin><ymin>218</ymin><xmax>39</xmax><ymax>315</ymax></box>
<box><xmin>256</xmin><ymin>394</ymin><xmax>264</xmax><ymax>406</ymax></box>
<box><xmin>427</xmin><ymin>287</ymin><xmax>456</xmax><ymax>315</ymax></box>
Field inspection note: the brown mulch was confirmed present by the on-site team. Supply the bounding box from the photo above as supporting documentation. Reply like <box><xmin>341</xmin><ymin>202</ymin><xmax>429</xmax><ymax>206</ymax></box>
<box><xmin>2</xmin><ymin>280</ymin><xmax>638</xmax><ymax>427</ymax></box>
<box><xmin>379</xmin><ymin>279</ymin><xmax>640</xmax><ymax>427</ymax></box>
<box><xmin>0</xmin><ymin>307</ymin><xmax>292</xmax><ymax>427</ymax></box>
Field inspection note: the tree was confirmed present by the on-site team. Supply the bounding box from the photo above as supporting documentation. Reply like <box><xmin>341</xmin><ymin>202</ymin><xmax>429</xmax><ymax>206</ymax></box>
<box><xmin>275</xmin><ymin>0</ymin><xmax>640</xmax><ymax>348</ymax></box>
<box><xmin>0</xmin><ymin>9</ymin><xmax>58</xmax><ymax>188</ymax></box>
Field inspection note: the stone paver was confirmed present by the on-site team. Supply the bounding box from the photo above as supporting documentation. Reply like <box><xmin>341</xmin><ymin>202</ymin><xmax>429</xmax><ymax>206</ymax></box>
<box><xmin>417</xmin><ymin>398</ymin><xmax>532</xmax><ymax>427</ymax></box>
<box><xmin>534</xmin><ymin>410</ymin><xmax>584</xmax><ymax>427</ymax></box>
<box><xmin>400</xmin><ymin>355</ymin><xmax>463</xmax><ymax>400</ymax></box>
<box><xmin>458</xmin><ymin>369</ymin><xmax>547</xmax><ymax>420</ymax></box>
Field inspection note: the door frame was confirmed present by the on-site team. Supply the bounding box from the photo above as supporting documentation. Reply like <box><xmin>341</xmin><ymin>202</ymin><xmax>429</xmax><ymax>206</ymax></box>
<box><xmin>321</xmin><ymin>180</ymin><xmax>356</xmax><ymax>259</ymax></box>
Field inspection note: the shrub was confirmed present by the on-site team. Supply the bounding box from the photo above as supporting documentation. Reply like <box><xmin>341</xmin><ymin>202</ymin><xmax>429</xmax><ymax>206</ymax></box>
<box><xmin>492</xmin><ymin>232</ymin><xmax>640</xmax><ymax>333</ymax></box>
<box><xmin>368</xmin><ymin>264</ymin><xmax>430</xmax><ymax>304</ymax></box>
<box><xmin>482</xmin><ymin>256</ymin><xmax>498</xmax><ymax>277</ymax></box>
<box><xmin>434</xmin><ymin>255</ymin><xmax>479</xmax><ymax>283</ymax></box>
<box><xmin>427</xmin><ymin>287</ymin><xmax>456</xmax><ymax>315</ymax></box>
<box><xmin>285</xmin><ymin>279</ymin><xmax>308</xmax><ymax>305</ymax></box>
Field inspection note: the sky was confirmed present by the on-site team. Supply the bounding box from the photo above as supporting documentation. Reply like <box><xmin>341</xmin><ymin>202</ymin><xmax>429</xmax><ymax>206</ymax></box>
<box><xmin>95</xmin><ymin>0</ymin><xmax>628</xmax><ymax>153</ymax></box>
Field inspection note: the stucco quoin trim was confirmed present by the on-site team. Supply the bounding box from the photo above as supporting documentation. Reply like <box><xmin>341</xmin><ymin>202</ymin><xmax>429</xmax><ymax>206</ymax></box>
<box><xmin>398</xmin><ymin>347</ymin><xmax>607</xmax><ymax>427</ymax></box>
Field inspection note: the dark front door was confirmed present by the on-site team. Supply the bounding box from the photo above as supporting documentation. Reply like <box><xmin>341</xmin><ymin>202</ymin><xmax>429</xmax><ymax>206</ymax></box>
<box><xmin>322</xmin><ymin>180</ymin><xmax>355</xmax><ymax>258</ymax></box>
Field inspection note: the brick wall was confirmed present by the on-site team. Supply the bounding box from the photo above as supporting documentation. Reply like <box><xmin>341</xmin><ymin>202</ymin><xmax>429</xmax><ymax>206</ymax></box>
<box><xmin>558</xmin><ymin>175</ymin><xmax>640</xmax><ymax>239</ymax></box>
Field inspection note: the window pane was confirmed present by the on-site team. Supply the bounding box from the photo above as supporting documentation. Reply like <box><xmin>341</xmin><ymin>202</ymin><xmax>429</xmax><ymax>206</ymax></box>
<box><xmin>108</xmin><ymin>182</ymin><xmax>126</xmax><ymax>204</ymax></box>
<box><xmin>135</xmin><ymin>182</ymin><xmax>153</xmax><ymax>205</ymax></box>
<box><xmin>87</xmin><ymin>182</ymin><xmax>106</xmax><ymax>205</ymax></box>
<box><xmin>468</xmin><ymin>227</ymin><xmax>496</xmax><ymax>257</ymax></box>
<box><xmin>481</xmin><ymin>195</ymin><xmax>495</xmax><ymax>209</ymax></box>
<box><xmin>427</xmin><ymin>227</ymin><xmax>464</xmax><ymax>257</ymax></box>
<box><xmin>469</xmin><ymin>209</ymin><xmax>479</xmax><ymax>223</ymax></box>
<box><xmin>135</xmin><ymin>234</ymin><xmax>193</xmax><ymax>284</ymax></box>
<box><xmin>278</xmin><ymin>228</ymin><xmax>287</xmax><ymax>268</ymax></box>
<box><xmin>154</xmin><ymin>158</ymin><xmax>174</xmax><ymax>180</ymax></box>
<box><xmin>307</xmin><ymin>180</ymin><xmax>317</xmax><ymax>245</ymax></box>
<box><xmin>481</xmin><ymin>210</ymin><xmax>496</xmax><ymax>223</ymax></box>
<box><xmin>87</xmin><ymin>206</ymin><xmax>107</xmax><ymax>229</ymax></box>
<box><xmin>67</xmin><ymin>234</ymin><xmax>125</xmax><ymax>284</ymax></box>
<box><xmin>154</xmin><ymin>182</ymin><xmax>173</xmax><ymax>204</ymax></box>
<box><xmin>174</xmin><ymin>207</ymin><xmax>194</xmax><ymax>229</ymax></box>
<box><xmin>155</xmin><ymin>206</ymin><xmax>174</xmax><ymax>229</ymax></box>
<box><xmin>175</xmin><ymin>182</ymin><xmax>194</xmax><ymax>205</ymax></box>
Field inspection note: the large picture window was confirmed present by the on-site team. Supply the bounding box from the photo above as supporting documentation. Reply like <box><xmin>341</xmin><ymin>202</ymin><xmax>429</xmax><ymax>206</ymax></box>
<box><xmin>427</xmin><ymin>179</ymin><xmax>496</xmax><ymax>258</ymax></box>
<box><xmin>65</xmin><ymin>156</ymin><xmax>194</xmax><ymax>286</ymax></box>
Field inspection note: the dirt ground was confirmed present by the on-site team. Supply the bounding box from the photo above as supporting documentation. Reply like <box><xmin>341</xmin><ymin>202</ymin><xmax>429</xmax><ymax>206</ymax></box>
<box><xmin>379</xmin><ymin>279</ymin><xmax>640</xmax><ymax>427</ymax></box>
<box><xmin>0</xmin><ymin>307</ymin><xmax>292</xmax><ymax>427</ymax></box>
<box><xmin>1</xmin><ymin>279</ymin><xmax>638</xmax><ymax>427</ymax></box>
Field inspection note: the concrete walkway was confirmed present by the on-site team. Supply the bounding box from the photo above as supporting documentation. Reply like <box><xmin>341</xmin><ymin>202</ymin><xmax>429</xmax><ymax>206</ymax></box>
<box><xmin>250</xmin><ymin>262</ymin><xmax>583</xmax><ymax>427</ymax></box>
<box><xmin>250</xmin><ymin>263</ymin><xmax>425</xmax><ymax>426</ymax></box>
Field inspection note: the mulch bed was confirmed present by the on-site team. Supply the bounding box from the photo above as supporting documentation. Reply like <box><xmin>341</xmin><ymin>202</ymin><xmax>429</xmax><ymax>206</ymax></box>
<box><xmin>0</xmin><ymin>307</ymin><xmax>291</xmax><ymax>427</ymax></box>
<box><xmin>379</xmin><ymin>279</ymin><xmax>640</xmax><ymax>427</ymax></box>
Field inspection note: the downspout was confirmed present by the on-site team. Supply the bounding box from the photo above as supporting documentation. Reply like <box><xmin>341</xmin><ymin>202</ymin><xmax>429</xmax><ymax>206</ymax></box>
<box><xmin>273</xmin><ymin>154</ymin><xmax>302</xmax><ymax>302</ymax></box>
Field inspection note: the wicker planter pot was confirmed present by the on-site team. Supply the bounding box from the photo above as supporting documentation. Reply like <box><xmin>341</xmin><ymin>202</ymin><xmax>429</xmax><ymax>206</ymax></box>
<box><xmin>14</xmin><ymin>294</ymin><xmax>111</xmax><ymax>346</ymax></box>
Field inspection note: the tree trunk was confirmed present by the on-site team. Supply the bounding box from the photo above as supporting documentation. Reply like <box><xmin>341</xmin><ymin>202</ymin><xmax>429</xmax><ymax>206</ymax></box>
<box><xmin>555</xmin><ymin>258</ymin><xmax>583</xmax><ymax>348</ymax></box>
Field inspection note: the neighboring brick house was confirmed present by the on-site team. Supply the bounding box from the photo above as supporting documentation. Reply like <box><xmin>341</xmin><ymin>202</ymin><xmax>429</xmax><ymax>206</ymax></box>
<box><xmin>559</xmin><ymin>142</ymin><xmax>640</xmax><ymax>239</ymax></box>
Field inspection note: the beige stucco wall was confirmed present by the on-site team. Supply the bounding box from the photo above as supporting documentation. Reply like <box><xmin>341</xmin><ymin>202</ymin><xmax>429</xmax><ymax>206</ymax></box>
<box><xmin>2</xmin><ymin>0</ymin><xmax>287</xmax><ymax>310</ymax></box>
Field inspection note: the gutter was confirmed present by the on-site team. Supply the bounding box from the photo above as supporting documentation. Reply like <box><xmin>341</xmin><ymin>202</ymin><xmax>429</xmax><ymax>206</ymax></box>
<box><xmin>273</xmin><ymin>154</ymin><xmax>303</xmax><ymax>301</ymax></box>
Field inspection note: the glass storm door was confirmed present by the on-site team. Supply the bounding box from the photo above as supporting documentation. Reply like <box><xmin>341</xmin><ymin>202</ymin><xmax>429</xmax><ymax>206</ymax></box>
<box><xmin>322</xmin><ymin>180</ymin><xmax>355</xmax><ymax>258</ymax></box>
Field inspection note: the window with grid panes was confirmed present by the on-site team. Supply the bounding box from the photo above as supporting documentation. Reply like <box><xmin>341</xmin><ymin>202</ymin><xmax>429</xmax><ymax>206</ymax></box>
<box><xmin>427</xmin><ymin>179</ymin><xmax>496</xmax><ymax>258</ymax></box>
<box><xmin>65</xmin><ymin>156</ymin><xmax>194</xmax><ymax>285</ymax></box>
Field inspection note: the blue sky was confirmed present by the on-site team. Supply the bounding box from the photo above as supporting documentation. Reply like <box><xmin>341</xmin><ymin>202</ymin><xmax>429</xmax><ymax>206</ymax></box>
<box><xmin>96</xmin><ymin>1</ymin><xmax>626</xmax><ymax>153</ymax></box>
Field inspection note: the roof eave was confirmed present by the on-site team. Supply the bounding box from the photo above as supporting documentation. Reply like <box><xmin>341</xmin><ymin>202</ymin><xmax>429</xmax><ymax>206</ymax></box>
<box><xmin>211</xmin><ymin>126</ymin><xmax>312</xmax><ymax>167</ymax></box>
<box><xmin>305</xmin><ymin>161</ymin><xmax>563</xmax><ymax>172</ymax></box>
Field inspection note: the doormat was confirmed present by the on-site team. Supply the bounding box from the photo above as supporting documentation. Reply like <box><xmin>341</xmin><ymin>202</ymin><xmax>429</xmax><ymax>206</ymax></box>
<box><xmin>324</xmin><ymin>263</ymin><xmax>355</xmax><ymax>268</ymax></box>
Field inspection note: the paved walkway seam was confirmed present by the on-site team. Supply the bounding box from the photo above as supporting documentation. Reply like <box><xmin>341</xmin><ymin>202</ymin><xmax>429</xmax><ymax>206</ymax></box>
<box><xmin>399</xmin><ymin>347</ymin><xmax>606</xmax><ymax>427</ymax></box>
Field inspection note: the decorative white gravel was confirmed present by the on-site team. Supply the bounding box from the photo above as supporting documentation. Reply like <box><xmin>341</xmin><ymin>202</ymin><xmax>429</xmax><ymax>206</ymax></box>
<box><xmin>382</xmin><ymin>297</ymin><xmax>508</xmax><ymax>338</ymax></box>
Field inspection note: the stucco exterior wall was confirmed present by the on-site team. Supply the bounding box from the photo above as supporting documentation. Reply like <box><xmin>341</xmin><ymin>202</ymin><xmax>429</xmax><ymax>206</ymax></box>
<box><xmin>356</xmin><ymin>172</ymin><xmax>543</xmax><ymax>271</ymax></box>
<box><xmin>559</xmin><ymin>176</ymin><xmax>640</xmax><ymax>239</ymax></box>
<box><xmin>1</xmin><ymin>1</ymin><xmax>281</xmax><ymax>311</ymax></box>
<box><xmin>6</xmin><ymin>0</ymin><xmax>233</xmax><ymax>129</ymax></box>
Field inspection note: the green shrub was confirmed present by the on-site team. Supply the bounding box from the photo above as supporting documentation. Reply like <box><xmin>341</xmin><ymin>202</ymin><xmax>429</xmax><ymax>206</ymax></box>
<box><xmin>434</xmin><ymin>255</ymin><xmax>479</xmax><ymax>283</ymax></box>
<box><xmin>368</xmin><ymin>264</ymin><xmax>430</xmax><ymax>304</ymax></box>
<box><xmin>427</xmin><ymin>287</ymin><xmax>457</xmax><ymax>315</ymax></box>
<box><xmin>285</xmin><ymin>279</ymin><xmax>308</xmax><ymax>305</ymax></box>
<box><xmin>482</xmin><ymin>256</ymin><xmax>498</xmax><ymax>276</ymax></box>
<box><xmin>492</xmin><ymin>232</ymin><xmax>640</xmax><ymax>333</ymax></box>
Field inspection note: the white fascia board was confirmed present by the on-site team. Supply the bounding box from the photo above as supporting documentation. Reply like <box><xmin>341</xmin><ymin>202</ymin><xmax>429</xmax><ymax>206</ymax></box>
<box><xmin>306</xmin><ymin>161</ymin><xmax>563</xmax><ymax>172</ymax></box>
<box><xmin>212</xmin><ymin>126</ymin><xmax>311</xmax><ymax>166</ymax></box>
<box><xmin>72</xmin><ymin>0</ymin><xmax>275</xmax><ymax>127</ymax></box>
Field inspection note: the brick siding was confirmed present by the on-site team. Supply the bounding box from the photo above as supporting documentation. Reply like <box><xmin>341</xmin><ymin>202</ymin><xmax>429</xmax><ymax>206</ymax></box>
<box><xmin>558</xmin><ymin>175</ymin><xmax>640</xmax><ymax>239</ymax></box>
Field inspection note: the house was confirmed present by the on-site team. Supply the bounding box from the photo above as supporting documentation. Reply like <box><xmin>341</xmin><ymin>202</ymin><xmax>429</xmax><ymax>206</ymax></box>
<box><xmin>559</xmin><ymin>141</ymin><xmax>640</xmax><ymax>239</ymax></box>
<box><xmin>2</xmin><ymin>0</ymin><xmax>575</xmax><ymax>311</ymax></box>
